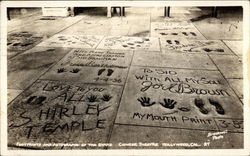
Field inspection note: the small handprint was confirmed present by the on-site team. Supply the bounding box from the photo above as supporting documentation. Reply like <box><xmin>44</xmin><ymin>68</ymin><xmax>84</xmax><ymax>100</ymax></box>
<box><xmin>87</xmin><ymin>94</ymin><xmax>98</xmax><ymax>102</ymax></box>
<box><xmin>101</xmin><ymin>94</ymin><xmax>112</xmax><ymax>102</ymax></box>
<box><xmin>57</xmin><ymin>68</ymin><xmax>66</xmax><ymax>73</ymax></box>
<box><xmin>70</xmin><ymin>68</ymin><xmax>80</xmax><ymax>73</ymax></box>
<box><xmin>137</xmin><ymin>97</ymin><xmax>156</xmax><ymax>107</ymax></box>
<box><xmin>159</xmin><ymin>98</ymin><xmax>177</xmax><ymax>109</ymax></box>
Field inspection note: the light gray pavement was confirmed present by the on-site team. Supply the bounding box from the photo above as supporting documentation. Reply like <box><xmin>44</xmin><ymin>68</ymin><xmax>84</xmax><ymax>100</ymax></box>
<box><xmin>7</xmin><ymin>7</ymin><xmax>243</xmax><ymax>149</ymax></box>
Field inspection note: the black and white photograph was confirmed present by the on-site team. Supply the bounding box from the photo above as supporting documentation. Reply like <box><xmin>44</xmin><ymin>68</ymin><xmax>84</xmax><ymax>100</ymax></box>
<box><xmin>1</xmin><ymin>1</ymin><xmax>249</xmax><ymax>155</ymax></box>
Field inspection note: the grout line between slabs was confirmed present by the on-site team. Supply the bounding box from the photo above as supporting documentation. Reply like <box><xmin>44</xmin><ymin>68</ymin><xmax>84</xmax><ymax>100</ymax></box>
<box><xmin>207</xmin><ymin>54</ymin><xmax>244</xmax><ymax>105</ymax></box>
<box><xmin>106</xmin><ymin>50</ymin><xmax>135</xmax><ymax>146</ymax></box>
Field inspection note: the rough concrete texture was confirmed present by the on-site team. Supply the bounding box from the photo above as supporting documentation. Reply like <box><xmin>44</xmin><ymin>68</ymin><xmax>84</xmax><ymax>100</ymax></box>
<box><xmin>161</xmin><ymin>39</ymin><xmax>234</xmax><ymax>55</ymax></box>
<box><xmin>8</xmin><ymin>80</ymin><xmax>122</xmax><ymax>149</ymax></box>
<box><xmin>8</xmin><ymin>89</ymin><xmax>23</xmax><ymax>103</ymax></box>
<box><xmin>37</xmin><ymin>34</ymin><xmax>104</xmax><ymax>49</ymax></box>
<box><xmin>115</xmin><ymin>66</ymin><xmax>243</xmax><ymax>131</ymax></box>
<box><xmin>223</xmin><ymin>40</ymin><xmax>243</xmax><ymax>56</ymax></box>
<box><xmin>7</xmin><ymin>7</ymin><xmax>244</xmax><ymax>149</ymax></box>
<box><xmin>209</xmin><ymin>55</ymin><xmax>243</xmax><ymax>79</ymax></box>
<box><xmin>227</xmin><ymin>79</ymin><xmax>243</xmax><ymax>99</ymax></box>
<box><xmin>109</xmin><ymin>125</ymin><xmax>243</xmax><ymax>149</ymax></box>
<box><xmin>192</xmin><ymin>18</ymin><xmax>242</xmax><ymax>40</ymax></box>
<box><xmin>97</xmin><ymin>36</ymin><xmax>160</xmax><ymax>51</ymax></box>
<box><xmin>41</xmin><ymin>49</ymin><xmax>133</xmax><ymax>85</ymax></box>
<box><xmin>132</xmin><ymin>52</ymin><xmax>217</xmax><ymax>70</ymax></box>
<box><xmin>151</xmin><ymin>22</ymin><xmax>205</xmax><ymax>40</ymax></box>
<box><xmin>8</xmin><ymin>46</ymin><xmax>71</xmax><ymax>90</ymax></box>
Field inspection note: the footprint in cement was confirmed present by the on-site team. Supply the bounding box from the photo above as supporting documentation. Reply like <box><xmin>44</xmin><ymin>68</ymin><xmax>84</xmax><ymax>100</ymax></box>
<box><xmin>194</xmin><ymin>98</ymin><xmax>209</xmax><ymax>114</ymax></box>
<box><xmin>59</xmin><ymin>38</ymin><xmax>67</xmax><ymax>41</ymax></box>
<box><xmin>203</xmin><ymin>48</ymin><xmax>213</xmax><ymax>52</ymax></box>
<box><xmin>135</xmin><ymin>41</ymin><xmax>144</xmax><ymax>44</ymax></box>
<box><xmin>174</xmin><ymin>40</ymin><xmax>180</xmax><ymax>45</ymax></box>
<box><xmin>166</xmin><ymin>40</ymin><xmax>172</xmax><ymax>44</ymax></box>
<box><xmin>208</xmin><ymin>98</ymin><xmax>225</xmax><ymax>115</ymax></box>
<box><xmin>127</xmin><ymin>43</ymin><xmax>134</xmax><ymax>45</ymax></box>
<box><xmin>46</xmin><ymin>48</ymin><xmax>55</xmax><ymax>52</ymax></box>
<box><xmin>160</xmin><ymin>32</ymin><xmax>167</xmax><ymax>35</ymax></box>
<box><xmin>12</xmin><ymin>43</ymin><xmax>21</xmax><ymax>46</ymax></box>
<box><xmin>107</xmin><ymin>69</ymin><xmax>114</xmax><ymax>76</ymax></box>
<box><xmin>215</xmin><ymin>49</ymin><xmax>224</xmax><ymax>52</ymax></box>
<box><xmin>27</xmin><ymin>96</ymin><xmax>46</xmax><ymax>105</ymax></box>
<box><xmin>190</xmin><ymin>32</ymin><xmax>197</xmax><ymax>36</ymax></box>
<box><xmin>98</xmin><ymin>68</ymin><xmax>106</xmax><ymax>76</ymax></box>
<box><xmin>171</xmin><ymin>33</ymin><xmax>178</xmax><ymax>35</ymax></box>
<box><xmin>182</xmin><ymin>32</ymin><xmax>188</xmax><ymax>36</ymax></box>
<box><xmin>20</xmin><ymin>42</ymin><xmax>33</xmax><ymax>47</ymax></box>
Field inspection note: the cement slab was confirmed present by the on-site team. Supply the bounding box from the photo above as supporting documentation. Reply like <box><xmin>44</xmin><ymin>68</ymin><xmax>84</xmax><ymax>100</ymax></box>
<box><xmin>97</xmin><ymin>36</ymin><xmax>160</xmax><ymax>51</ymax></box>
<box><xmin>9</xmin><ymin>16</ymin><xmax>84</xmax><ymax>37</ymax></box>
<box><xmin>227</xmin><ymin>79</ymin><xmax>243</xmax><ymax>99</ymax></box>
<box><xmin>8</xmin><ymin>80</ymin><xmax>122</xmax><ymax>149</ymax></box>
<box><xmin>161</xmin><ymin>39</ymin><xmax>234</xmax><ymax>55</ymax></box>
<box><xmin>151</xmin><ymin>22</ymin><xmax>205</xmax><ymax>40</ymax></box>
<box><xmin>209</xmin><ymin>55</ymin><xmax>243</xmax><ymax>79</ymax></box>
<box><xmin>132</xmin><ymin>52</ymin><xmax>217</xmax><ymax>70</ymax></box>
<box><xmin>8</xmin><ymin>89</ymin><xmax>23</xmax><ymax>103</ymax></box>
<box><xmin>41</xmin><ymin>49</ymin><xmax>133</xmax><ymax>85</ymax></box>
<box><xmin>8</xmin><ymin>46</ymin><xmax>71</xmax><ymax>90</ymax></box>
<box><xmin>61</xmin><ymin>27</ymin><xmax>110</xmax><ymax>36</ymax></box>
<box><xmin>107</xmin><ymin>29</ymin><xmax>130</xmax><ymax>36</ymax></box>
<box><xmin>193</xmin><ymin>19</ymin><xmax>242</xmax><ymax>40</ymax></box>
<box><xmin>37</xmin><ymin>34</ymin><xmax>104</xmax><ymax>49</ymax></box>
<box><xmin>115</xmin><ymin>66</ymin><xmax>243</xmax><ymax>132</ymax></box>
<box><xmin>223</xmin><ymin>40</ymin><xmax>243</xmax><ymax>56</ymax></box>
<box><xmin>128</xmin><ymin>25</ymin><xmax>150</xmax><ymax>37</ymax></box>
<box><xmin>7</xmin><ymin>31</ymin><xmax>43</xmax><ymax>52</ymax></box>
<box><xmin>109</xmin><ymin>125</ymin><xmax>243</xmax><ymax>149</ymax></box>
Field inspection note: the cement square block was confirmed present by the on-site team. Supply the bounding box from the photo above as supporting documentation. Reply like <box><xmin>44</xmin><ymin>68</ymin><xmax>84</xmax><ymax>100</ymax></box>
<box><xmin>97</xmin><ymin>36</ymin><xmax>160</xmax><ymax>51</ymax></box>
<box><xmin>209</xmin><ymin>55</ymin><xmax>243</xmax><ymax>79</ymax></box>
<box><xmin>8</xmin><ymin>80</ymin><xmax>122</xmax><ymax>149</ymax></box>
<box><xmin>223</xmin><ymin>40</ymin><xmax>243</xmax><ymax>56</ymax></box>
<box><xmin>151</xmin><ymin>22</ymin><xmax>205</xmax><ymax>40</ymax></box>
<box><xmin>107</xmin><ymin>29</ymin><xmax>130</xmax><ymax>36</ymax></box>
<box><xmin>8</xmin><ymin>46</ymin><xmax>71</xmax><ymax>90</ymax></box>
<box><xmin>41</xmin><ymin>49</ymin><xmax>133</xmax><ymax>85</ymax></box>
<box><xmin>160</xmin><ymin>39</ymin><xmax>233</xmax><ymax>55</ymax></box>
<box><xmin>132</xmin><ymin>52</ymin><xmax>217</xmax><ymax>70</ymax></box>
<box><xmin>128</xmin><ymin>25</ymin><xmax>150</xmax><ymax>37</ymax></box>
<box><xmin>109</xmin><ymin>125</ymin><xmax>243</xmax><ymax>149</ymax></box>
<box><xmin>10</xmin><ymin>16</ymin><xmax>84</xmax><ymax>37</ymax></box>
<box><xmin>37</xmin><ymin>34</ymin><xmax>104</xmax><ymax>49</ymax></box>
<box><xmin>227</xmin><ymin>79</ymin><xmax>243</xmax><ymax>99</ymax></box>
<box><xmin>193</xmin><ymin>20</ymin><xmax>242</xmax><ymax>40</ymax></box>
<box><xmin>7</xmin><ymin>31</ymin><xmax>43</xmax><ymax>52</ymax></box>
<box><xmin>115</xmin><ymin>66</ymin><xmax>243</xmax><ymax>132</ymax></box>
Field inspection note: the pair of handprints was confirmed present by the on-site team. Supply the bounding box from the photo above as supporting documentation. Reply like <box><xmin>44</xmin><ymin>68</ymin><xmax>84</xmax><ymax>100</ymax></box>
<box><xmin>87</xmin><ymin>94</ymin><xmax>112</xmax><ymax>102</ymax></box>
<box><xmin>137</xmin><ymin>97</ymin><xmax>177</xmax><ymax>109</ymax></box>
<box><xmin>57</xmin><ymin>68</ymin><xmax>80</xmax><ymax>73</ymax></box>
